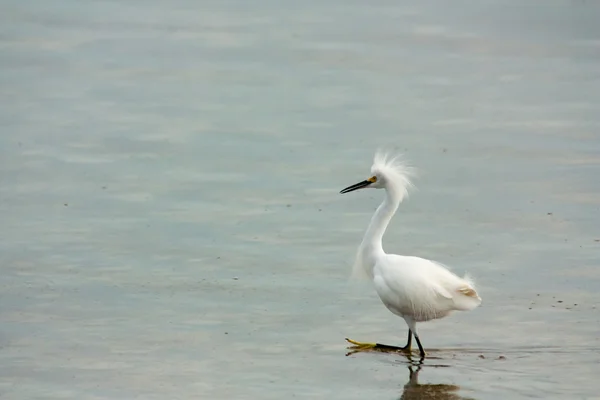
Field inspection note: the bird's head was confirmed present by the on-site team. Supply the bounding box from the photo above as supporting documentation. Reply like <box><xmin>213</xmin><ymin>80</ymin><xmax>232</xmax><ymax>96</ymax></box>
<box><xmin>340</xmin><ymin>150</ymin><xmax>414</xmax><ymax>199</ymax></box>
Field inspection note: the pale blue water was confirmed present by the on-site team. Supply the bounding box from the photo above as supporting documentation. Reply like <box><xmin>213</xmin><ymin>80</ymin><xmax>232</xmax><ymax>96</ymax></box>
<box><xmin>1</xmin><ymin>1</ymin><xmax>600</xmax><ymax>399</ymax></box>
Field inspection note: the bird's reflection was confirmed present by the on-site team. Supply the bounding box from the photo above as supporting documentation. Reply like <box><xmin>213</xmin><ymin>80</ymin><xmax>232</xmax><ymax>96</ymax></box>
<box><xmin>346</xmin><ymin>345</ymin><xmax>475</xmax><ymax>399</ymax></box>
<box><xmin>399</xmin><ymin>365</ymin><xmax>475</xmax><ymax>400</ymax></box>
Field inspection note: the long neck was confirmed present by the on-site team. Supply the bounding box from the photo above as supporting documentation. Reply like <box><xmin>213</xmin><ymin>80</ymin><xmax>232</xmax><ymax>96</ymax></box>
<box><xmin>360</xmin><ymin>188</ymin><xmax>400</xmax><ymax>263</ymax></box>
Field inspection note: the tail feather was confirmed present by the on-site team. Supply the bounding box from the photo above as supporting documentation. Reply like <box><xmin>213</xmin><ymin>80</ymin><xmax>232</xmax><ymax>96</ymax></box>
<box><xmin>458</xmin><ymin>286</ymin><xmax>479</xmax><ymax>298</ymax></box>
<box><xmin>453</xmin><ymin>274</ymin><xmax>482</xmax><ymax>311</ymax></box>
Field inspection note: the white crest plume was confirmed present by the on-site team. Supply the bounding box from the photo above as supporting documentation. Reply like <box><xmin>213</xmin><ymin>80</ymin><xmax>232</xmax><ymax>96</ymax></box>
<box><xmin>371</xmin><ymin>149</ymin><xmax>415</xmax><ymax>202</ymax></box>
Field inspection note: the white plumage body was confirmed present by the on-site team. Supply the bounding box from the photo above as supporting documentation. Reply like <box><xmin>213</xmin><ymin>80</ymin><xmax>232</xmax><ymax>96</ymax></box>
<box><xmin>373</xmin><ymin>254</ymin><xmax>480</xmax><ymax>323</ymax></box>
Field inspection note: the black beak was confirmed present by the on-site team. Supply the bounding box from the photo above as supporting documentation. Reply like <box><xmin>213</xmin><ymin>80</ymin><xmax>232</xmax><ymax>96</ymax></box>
<box><xmin>340</xmin><ymin>180</ymin><xmax>372</xmax><ymax>194</ymax></box>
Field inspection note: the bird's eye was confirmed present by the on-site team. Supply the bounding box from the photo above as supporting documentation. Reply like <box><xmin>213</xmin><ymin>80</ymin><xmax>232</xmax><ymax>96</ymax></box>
<box><xmin>367</xmin><ymin>176</ymin><xmax>377</xmax><ymax>183</ymax></box>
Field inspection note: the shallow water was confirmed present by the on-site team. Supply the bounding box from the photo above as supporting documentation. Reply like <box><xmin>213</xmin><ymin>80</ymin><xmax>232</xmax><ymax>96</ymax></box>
<box><xmin>1</xmin><ymin>0</ymin><xmax>600</xmax><ymax>399</ymax></box>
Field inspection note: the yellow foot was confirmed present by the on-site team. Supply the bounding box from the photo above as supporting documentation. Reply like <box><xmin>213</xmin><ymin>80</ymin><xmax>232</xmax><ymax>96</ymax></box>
<box><xmin>345</xmin><ymin>338</ymin><xmax>378</xmax><ymax>349</ymax></box>
<box><xmin>345</xmin><ymin>338</ymin><xmax>412</xmax><ymax>354</ymax></box>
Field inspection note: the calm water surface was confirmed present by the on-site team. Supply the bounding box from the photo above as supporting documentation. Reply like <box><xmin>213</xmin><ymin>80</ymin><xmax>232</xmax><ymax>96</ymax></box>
<box><xmin>1</xmin><ymin>1</ymin><xmax>600</xmax><ymax>399</ymax></box>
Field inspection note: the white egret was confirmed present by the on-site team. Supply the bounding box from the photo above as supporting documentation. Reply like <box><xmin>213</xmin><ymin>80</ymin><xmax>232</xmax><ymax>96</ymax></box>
<box><xmin>340</xmin><ymin>151</ymin><xmax>482</xmax><ymax>358</ymax></box>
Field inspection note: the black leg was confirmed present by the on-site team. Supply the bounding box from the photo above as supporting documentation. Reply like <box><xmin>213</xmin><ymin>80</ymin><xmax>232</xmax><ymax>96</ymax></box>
<box><xmin>404</xmin><ymin>329</ymin><xmax>412</xmax><ymax>350</ymax></box>
<box><xmin>345</xmin><ymin>329</ymin><xmax>414</xmax><ymax>354</ymax></box>
<box><xmin>414</xmin><ymin>334</ymin><xmax>425</xmax><ymax>358</ymax></box>
<box><xmin>372</xmin><ymin>330</ymin><xmax>412</xmax><ymax>352</ymax></box>
<box><xmin>372</xmin><ymin>329</ymin><xmax>412</xmax><ymax>351</ymax></box>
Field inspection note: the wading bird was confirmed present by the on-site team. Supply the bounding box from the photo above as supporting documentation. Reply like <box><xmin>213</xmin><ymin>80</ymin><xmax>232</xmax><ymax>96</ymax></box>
<box><xmin>340</xmin><ymin>151</ymin><xmax>481</xmax><ymax>358</ymax></box>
